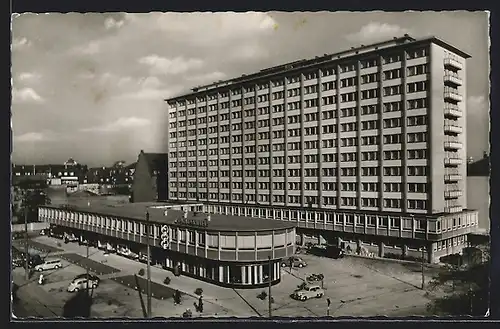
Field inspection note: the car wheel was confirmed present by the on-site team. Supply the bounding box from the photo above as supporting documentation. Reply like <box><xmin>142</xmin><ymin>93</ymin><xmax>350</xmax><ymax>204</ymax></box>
<box><xmin>298</xmin><ymin>264</ymin><xmax>303</xmax><ymax>268</ymax></box>
<box><xmin>302</xmin><ymin>296</ymin><xmax>307</xmax><ymax>301</ymax></box>
<box><xmin>92</xmin><ymin>283</ymin><xmax>97</xmax><ymax>288</ymax></box>
<box><xmin>38</xmin><ymin>268</ymin><xmax>43</xmax><ymax>272</ymax></box>
<box><xmin>281</xmin><ymin>263</ymin><xmax>287</xmax><ymax>267</ymax></box>
<box><xmin>317</xmin><ymin>293</ymin><xmax>323</xmax><ymax>298</ymax></box>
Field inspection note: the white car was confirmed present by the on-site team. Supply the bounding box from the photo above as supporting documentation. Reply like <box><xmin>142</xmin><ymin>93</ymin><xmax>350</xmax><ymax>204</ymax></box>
<box><xmin>34</xmin><ymin>259</ymin><xmax>62</xmax><ymax>272</ymax></box>
<box><xmin>292</xmin><ymin>284</ymin><xmax>325</xmax><ymax>301</ymax></box>
<box><xmin>67</xmin><ymin>277</ymin><xmax>99</xmax><ymax>292</ymax></box>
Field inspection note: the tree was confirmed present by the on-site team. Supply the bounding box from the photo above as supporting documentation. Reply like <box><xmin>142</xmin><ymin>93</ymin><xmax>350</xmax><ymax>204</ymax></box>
<box><xmin>16</xmin><ymin>189</ymin><xmax>51</xmax><ymax>223</ymax></box>
<box><xmin>426</xmin><ymin>245</ymin><xmax>489</xmax><ymax>316</ymax></box>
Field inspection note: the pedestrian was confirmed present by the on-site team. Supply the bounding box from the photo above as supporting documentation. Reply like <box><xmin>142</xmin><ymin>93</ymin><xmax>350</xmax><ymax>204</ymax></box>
<box><xmin>198</xmin><ymin>295</ymin><xmax>203</xmax><ymax>313</ymax></box>
<box><xmin>174</xmin><ymin>289</ymin><xmax>181</xmax><ymax>305</ymax></box>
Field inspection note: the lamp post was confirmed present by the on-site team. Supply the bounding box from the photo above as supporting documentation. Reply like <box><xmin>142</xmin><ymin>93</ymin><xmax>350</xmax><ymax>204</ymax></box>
<box><xmin>145</xmin><ymin>210</ymin><xmax>152</xmax><ymax>318</ymax></box>
<box><xmin>268</xmin><ymin>256</ymin><xmax>272</xmax><ymax>318</ymax></box>
<box><xmin>24</xmin><ymin>190</ymin><xmax>29</xmax><ymax>280</ymax></box>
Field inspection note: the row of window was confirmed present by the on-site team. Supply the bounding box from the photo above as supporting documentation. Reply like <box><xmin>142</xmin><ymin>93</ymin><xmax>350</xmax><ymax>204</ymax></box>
<box><xmin>174</xmin><ymin>181</ymin><xmax>430</xmax><ymax>194</ymax></box>
<box><xmin>171</xmin><ymin>149</ymin><xmax>428</xmax><ymax>168</ymax></box>
<box><xmin>171</xmin><ymin>165</ymin><xmax>429</xmax><ymax>179</ymax></box>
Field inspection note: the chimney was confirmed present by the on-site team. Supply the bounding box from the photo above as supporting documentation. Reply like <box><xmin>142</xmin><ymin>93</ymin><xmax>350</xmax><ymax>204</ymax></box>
<box><xmin>183</xmin><ymin>209</ymin><xmax>188</xmax><ymax>219</ymax></box>
<box><xmin>206</xmin><ymin>214</ymin><xmax>211</xmax><ymax>222</ymax></box>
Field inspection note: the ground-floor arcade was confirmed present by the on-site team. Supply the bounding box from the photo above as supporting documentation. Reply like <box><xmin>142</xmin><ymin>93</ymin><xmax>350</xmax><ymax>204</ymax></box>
<box><xmin>295</xmin><ymin>229</ymin><xmax>470</xmax><ymax>264</ymax></box>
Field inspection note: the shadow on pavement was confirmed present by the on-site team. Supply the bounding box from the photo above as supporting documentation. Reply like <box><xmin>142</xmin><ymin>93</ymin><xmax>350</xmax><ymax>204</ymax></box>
<box><xmin>62</xmin><ymin>291</ymin><xmax>92</xmax><ymax>318</ymax></box>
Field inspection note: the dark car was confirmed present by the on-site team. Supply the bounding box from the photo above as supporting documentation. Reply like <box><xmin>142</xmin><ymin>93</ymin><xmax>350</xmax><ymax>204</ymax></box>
<box><xmin>310</xmin><ymin>245</ymin><xmax>345</xmax><ymax>259</ymax></box>
<box><xmin>281</xmin><ymin>256</ymin><xmax>307</xmax><ymax>268</ymax></box>
<box><xmin>74</xmin><ymin>273</ymin><xmax>101</xmax><ymax>284</ymax></box>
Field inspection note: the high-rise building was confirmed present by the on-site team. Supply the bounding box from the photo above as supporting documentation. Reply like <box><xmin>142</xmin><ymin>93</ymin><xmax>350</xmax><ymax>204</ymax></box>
<box><xmin>165</xmin><ymin>35</ymin><xmax>479</xmax><ymax>262</ymax></box>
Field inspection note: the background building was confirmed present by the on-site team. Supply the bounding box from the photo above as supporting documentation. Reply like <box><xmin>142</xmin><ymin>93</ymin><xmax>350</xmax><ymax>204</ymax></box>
<box><xmin>165</xmin><ymin>35</ymin><xmax>478</xmax><ymax>262</ymax></box>
<box><xmin>131</xmin><ymin>151</ymin><xmax>168</xmax><ymax>203</ymax></box>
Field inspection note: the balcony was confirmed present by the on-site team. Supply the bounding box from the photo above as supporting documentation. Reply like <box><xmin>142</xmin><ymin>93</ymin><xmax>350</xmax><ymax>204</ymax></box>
<box><xmin>444</xmin><ymin>92</ymin><xmax>463</xmax><ymax>102</ymax></box>
<box><xmin>444</xmin><ymin>157</ymin><xmax>462</xmax><ymax>166</ymax></box>
<box><xmin>444</xmin><ymin>74</ymin><xmax>463</xmax><ymax>86</ymax></box>
<box><xmin>444</xmin><ymin>205</ymin><xmax>463</xmax><ymax>213</ymax></box>
<box><xmin>445</xmin><ymin>174</ymin><xmax>462</xmax><ymax>182</ymax></box>
<box><xmin>445</xmin><ymin>190</ymin><xmax>463</xmax><ymax>198</ymax></box>
<box><xmin>444</xmin><ymin>141</ymin><xmax>462</xmax><ymax>150</ymax></box>
<box><xmin>444</xmin><ymin>58</ymin><xmax>463</xmax><ymax>70</ymax></box>
<box><xmin>444</xmin><ymin>107</ymin><xmax>462</xmax><ymax>118</ymax></box>
<box><xmin>444</xmin><ymin>124</ymin><xmax>463</xmax><ymax>134</ymax></box>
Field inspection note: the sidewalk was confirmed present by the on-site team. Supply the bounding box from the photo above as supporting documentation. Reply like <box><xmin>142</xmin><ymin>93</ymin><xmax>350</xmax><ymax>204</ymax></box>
<box><xmin>34</xmin><ymin>236</ymin><xmax>259</xmax><ymax>317</ymax></box>
<box><xmin>12</xmin><ymin>270</ymin><xmax>63</xmax><ymax>318</ymax></box>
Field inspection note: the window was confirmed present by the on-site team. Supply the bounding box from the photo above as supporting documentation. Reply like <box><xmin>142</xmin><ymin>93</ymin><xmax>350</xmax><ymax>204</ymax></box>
<box><xmin>407</xmin><ymin>81</ymin><xmax>427</xmax><ymax>93</ymax></box>
<box><xmin>383</xmin><ymin>68</ymin><xmax>402</xmax><ymax>80</ymax></box>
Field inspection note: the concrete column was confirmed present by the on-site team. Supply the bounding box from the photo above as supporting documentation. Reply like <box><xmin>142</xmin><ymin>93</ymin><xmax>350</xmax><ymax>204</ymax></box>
<box><xmin>402</xmin><ymin>244</ymin><xmax>408</xmax><ymax>258</ymax></box>
<box><xmin>226</xmin><ymin>266</ymin><xmax>230</xmax><ymax>283</ymax></box>
<box><xmin>356</xmin><ymin>239</ymin><xmax>362</xmax><ymax>254</ymax></box>
<box><xmin>199</xmin><ymin>266</ymin><xmax>204</xmax><ymax>277</ymax></box>
<box><xmin>300</xmin><ymin>233</ymin><xmax>306</xmax><ymax>246</ymax></box>
<box><xmin>219</xmin><ymin>265</ymin><xmax>224</xmax><ymax>282</ymax></box>
<box><xmin>274</xmin><ymin>262</ymin><xmax>279</xmax><ymax>280</ymax></box>
<box><xmin>378</xmin><ymin>241</ymin><xmax>385</xmax><ymax>258</ymax></box>
<box><xmin>241</xmin><ymin>266</ymin><xmax>247</xmax><ymax>284</ymax></box>
<box><xmin>253</xmin><ymin>266</ymin><xmax>258</xmax><ymax>285</ymax></box>
<box><xmin>317</xmin><ymin>233</ymin><xmax>326</xmax><ymax>245</ymax></box>
<box><xmin>259</xmin><ymin>265</ymin><xmax>264</xmax><ymax>284</ymax></box>
<box><xmin>427</xmin><ymin>245</ymin><xmax>434</xmax><ymax>264</ymax></box>
<box><xmin>246</xmin><ymin>266</ymin><xmax>250</xmax><ymax>284</ymax></box>
<box><xmin>181</xmin><ymin>262</ymin><xmax>186</xmax><ymax>271</ymax></box>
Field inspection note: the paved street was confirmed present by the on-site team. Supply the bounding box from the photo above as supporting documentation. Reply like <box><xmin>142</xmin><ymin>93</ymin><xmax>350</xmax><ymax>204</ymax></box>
<box><xmin>11</xmin><ymin>235</ymin><xmax>440</xmax><ymax>318</ymax></box>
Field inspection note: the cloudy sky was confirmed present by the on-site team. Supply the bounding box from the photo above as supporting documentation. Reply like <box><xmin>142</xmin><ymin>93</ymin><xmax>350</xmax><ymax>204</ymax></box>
<box><xmin>11</xmin><ymin>11</ymin><xmax>489</xmax><ymax>167</ymax></box>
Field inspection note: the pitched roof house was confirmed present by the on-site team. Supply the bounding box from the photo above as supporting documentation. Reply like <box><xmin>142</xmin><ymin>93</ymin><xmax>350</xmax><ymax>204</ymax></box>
<box><xmin>131</xmin><ymin>150</ymin><xmax>168</xmax><ymax>203</ymax></box>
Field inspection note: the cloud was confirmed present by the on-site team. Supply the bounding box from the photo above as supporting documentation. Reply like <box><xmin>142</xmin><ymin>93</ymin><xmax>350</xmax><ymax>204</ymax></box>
<box><xmin>186</xmin><ymin>71</ymin><xmax>226</xmax><ymax>84</ymax></box>
<box><xmin>126</xmin><ymin>12</ymin><xmax>277</xmax><ymax>46</ymax></box>
<box><xmin>80</xmin><ymin>117</ymin><xmax>151</xmax><ymax>133</ymax></box>
<box><xmin>116</xmin><ymin>87</ymin><xmax>183</xmax><ymax>101</ymax></box>
<box><xmin>18</xmin><ymin>72</ymin><xmax>41</xmax><ymax>82</ymax></box>
<box><xmin>230</xmin><ymin>43</ymin><xmax>269</xmax><ymax>60</ymax></box>
<box><xmin>12</xmin><ymin>87</ymin><xmax>44</xmax><ymax>103</ymax></box>
<box><xmin>138</xmin><ymin>55</ymin><xmax>204</xmax><ymax>75</ymax></box>
<box><xmin>104</xmin><ymin>17</ymin><xmax>125</xmax><ymax>29</ymax></box>
<box><xmin>14</xmin><ymin>131</ymin><xmax>52</xmax><ymax>143</ymax></box>
<box><xmin>345</xmin><ymin>22</ymin><xmax>410</xmax><ymax>43</ymax></box>
<box><xmin>12</xmin><ymin>37</ymin><xmax>31</xmax><ymax>50</ymax></box>
<box><xmin>467</xmin><ymin>95</ymin><xmax>488</xmax><ymax>110</ymax></box>
<box><xmin>73</xmin><ymin>41</ymin><xmax>100</xmax><ymax>55</ymax></box>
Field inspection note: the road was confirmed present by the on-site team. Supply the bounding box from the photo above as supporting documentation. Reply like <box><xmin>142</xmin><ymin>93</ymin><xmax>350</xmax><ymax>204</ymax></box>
<box><xmin>12</xmin><ymin>235</ymin><xmax>439</xmax><ymax>318</ymax></box>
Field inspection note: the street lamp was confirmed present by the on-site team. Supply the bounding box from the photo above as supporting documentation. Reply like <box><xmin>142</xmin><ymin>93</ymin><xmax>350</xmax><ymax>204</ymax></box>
<box><xmin>145</xmin><ymin>209</ymin><xmax>152</xmax><ymax>318</ymax></box>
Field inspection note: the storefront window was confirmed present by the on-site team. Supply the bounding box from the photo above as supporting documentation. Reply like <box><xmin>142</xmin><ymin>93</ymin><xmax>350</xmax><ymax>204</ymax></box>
<box><xmin>229</xmin><ymin>266</ymin><xmax>242</xmax><ymax>284</ymax></box>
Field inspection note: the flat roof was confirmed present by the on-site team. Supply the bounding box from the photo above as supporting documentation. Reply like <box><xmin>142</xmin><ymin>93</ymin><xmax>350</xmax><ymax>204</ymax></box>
<box><xmin>42</xmin><ymin>202</ymin><xmax>296</xmax><ymax>232</ymax></box>
<box><xmin>165</xmin><ymin>35</ymin><xmax>471</xmax><ymax>103</ymax></box>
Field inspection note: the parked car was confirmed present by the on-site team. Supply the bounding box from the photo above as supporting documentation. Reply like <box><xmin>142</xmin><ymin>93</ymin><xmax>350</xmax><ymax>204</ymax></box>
<box><xmin>309</xmin><ymin>245</ymin><xmax>345</xmax><ymax>259</ymax></box>
<box><xmin>73</xmin><ymin>273</ymin><xmax>101</xmax><ymax>285</ymax></box>
<box><xmin>64</xmin><ymin>234</ymin><xmax>79</xmax><ymax>243</ymax></box>
<box><xmin>117</xmin><ymin>246</ymin><xmax>139</xmax><ymax>260</ymax></box>
<box><xmin>292</xmin><ymin>284</ymin><xmax>325</xmax><ymax>301</ymax></box>
<box><xmin>281</xmin><ymin>256</ymin><xmax>307</xmax><ymax>268</ymax></box>
<box><xmin>67</xmin><ymin>276</ymin><xmax>99</xmax><ymax>292</ymax></box>
<box><xmin>34</xmin><ymin>259</ymin><xmax>62</xmax><ymax>272</ymax></box>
